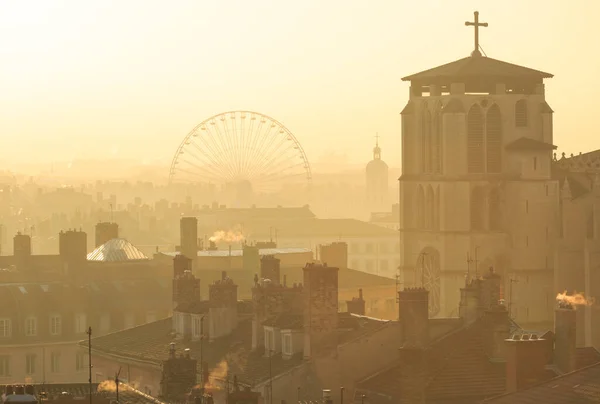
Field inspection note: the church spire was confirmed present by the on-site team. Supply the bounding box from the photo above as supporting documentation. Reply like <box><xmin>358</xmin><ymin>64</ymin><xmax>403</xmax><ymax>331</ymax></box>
<box><xmin>373</xmin><ymin>133</ymin><xmax>381</xmax><ymax>160</ymax></box>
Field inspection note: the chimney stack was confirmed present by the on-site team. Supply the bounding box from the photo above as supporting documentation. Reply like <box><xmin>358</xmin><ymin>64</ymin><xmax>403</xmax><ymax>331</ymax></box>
<box><xmin>172</xmin><ymin>255</ymin><xmax>200</xmax><ymax>310</ymax></box>
<box><xmin>94</xmin><ymin>222</ymin><xmax>119</xmax><ymax>247</ymax></box>
<box><xmin>58</xmin><ymin>230</ymin><xmax>88</xmax><ymax>276</ymax></box>
<box><xmin>303</xmin><ymin>262</ymin><xmax>339</xmax><ymax>358</ymax></box>
<box><xmin>555</xmin><ymin>304</ymin><xmax>577</xmax><ymax>374</ymax></box>
<box><xmin>208</xmin><ymin>275</ymin><xmax>238</xmax><ymax>340</ymax></box>
<box><xmin>484</xmin><ymin>303</ymin><xmax>510</xmax><ymax>362</ymax></box>
<box><xmin>13</xmin><ymin>232</ymin><xmax>31</xmax><ymax>272</ymax></box>
<box><xmin>260</xmin><ymin>255</ymin><xmax>281</xmax><ymax>285</ymax></box>
<box><xmin>346</xmin><ymin>288</ymin><xmax>366</xmax><ymax>316</ymax></box>
<box><xmin>398</xmin><ymin>287</ymin><xmax>429</xmax><ymax>347</ymax></box>
<box><xmin>180</xmin><ymin>217</ymin><xmax>198</xmax><ymax>271</ymax></box>
<box><xmin>505</xmin><ymin>334</ymin><xmax>548</xmax><ymax>393</ymax></box>
<box><xmin>319</xmin><ymin>242</ymin><xmax>348</xmax><ymax>269</ymax></box>
<box><xmin>160</xmin><ymin>343</ymin><xmax>197</xmax><ymax>401</ymax></box>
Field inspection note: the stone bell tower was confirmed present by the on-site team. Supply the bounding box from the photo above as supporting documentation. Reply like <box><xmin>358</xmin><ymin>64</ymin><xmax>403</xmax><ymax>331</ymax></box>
<box><xmin>398</xmin><ymin>11</ymin><xmax>557</xmax><ymax>328</ymax></box>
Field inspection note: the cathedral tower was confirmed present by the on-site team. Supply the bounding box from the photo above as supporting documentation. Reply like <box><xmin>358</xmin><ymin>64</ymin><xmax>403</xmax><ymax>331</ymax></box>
<box><xmin>398</xmin><ymin>11</ymin><xmax>557</xmax><ymax>327</ymax></box>
<box><xmin>366</xmin><ymin>134</ymin><xmax>389</xmax><ymax>213</ymax></box>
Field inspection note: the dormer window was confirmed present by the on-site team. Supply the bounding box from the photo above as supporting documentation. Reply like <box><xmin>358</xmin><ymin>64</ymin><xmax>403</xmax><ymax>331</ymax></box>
<box><xmin>515</xmin><ymin>99</ymin><xmax>528</xmax><ymax>127</ymax></box>
<box><xmin>282</xmin><ymin>334</ymin><xmax>292</xmax><ymax>356</ymax></box>
<box><xmin>280</xmin><ymin>329</ymin><xmax>302</xmax><ymax>359</ymax></box>
<box><xmin>264</xmin><ymin>327</ymin><xmax>275</xmax><ymax>353</ymax></box>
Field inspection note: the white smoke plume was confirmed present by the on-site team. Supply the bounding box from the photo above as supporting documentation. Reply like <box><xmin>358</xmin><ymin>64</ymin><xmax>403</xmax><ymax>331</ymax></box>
<box><xmin>97</xmin><ymin>380</ymin><xmax>117</xmax><ymax>393</ymax></box>
<box><xmin>209</xmin><ymin>229</ymin><xmax>245</xmax><ymax>244</ymax></box>
<box><xmin>556</xmin><ymin>291</ymin><xmax>594</xmax><ymax>308</ymax></box>
<box><xmin>204</xmin><ymin>360</ymin><xmax>229</xmax><ymax>391</ymax></box>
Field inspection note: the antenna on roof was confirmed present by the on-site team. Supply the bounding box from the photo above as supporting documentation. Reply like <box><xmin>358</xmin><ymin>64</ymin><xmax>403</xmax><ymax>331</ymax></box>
<box><xmin>115</xmin><ymin>366</ymin><xmax>122</xmax><ymax>403</ymax></box>
<box><xmin>110</xmin><ymin>203</ymin><xmax>114</xmax><ymax>223</ymax></box>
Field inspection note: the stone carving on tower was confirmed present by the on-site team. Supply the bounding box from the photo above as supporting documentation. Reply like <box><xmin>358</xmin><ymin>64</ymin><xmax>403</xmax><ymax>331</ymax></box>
<box><xmin>366</xmin><ymin>133</ymin><xmax>390</xmax><ymax>213</ymax></box>
<box><xmin>398</xmin><ymin>11</ymin><xmax>557</xmax><ymax>327</ymax></box>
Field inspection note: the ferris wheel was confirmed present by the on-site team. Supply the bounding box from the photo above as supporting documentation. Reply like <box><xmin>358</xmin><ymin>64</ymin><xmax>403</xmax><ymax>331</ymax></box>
<box><xmin>418</xmin><ymin>248</ymin><xmax>441</xmax><ymax>317</ymax></box>
<box><xmin>168</xmin><ymin>111</ymin><xmax>312</xmax><ymax>193</ymax></box>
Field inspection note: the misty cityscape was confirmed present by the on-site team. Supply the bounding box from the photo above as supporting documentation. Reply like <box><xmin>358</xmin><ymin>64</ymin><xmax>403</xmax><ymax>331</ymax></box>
<box><xmin>0</xmin><ymin>2</ymin><xmax>599</xmax><ymax>404</ymax></box>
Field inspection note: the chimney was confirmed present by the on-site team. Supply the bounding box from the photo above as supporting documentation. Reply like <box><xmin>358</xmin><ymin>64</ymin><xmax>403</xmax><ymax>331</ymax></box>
<box><xmin>322</xmin><ymin>389</ymin><xmax>333</xmax><ymax>404</ymax></box>
<box><xmin>484</xmin><ymin>303</ymin><xmax>510</xmax><ymax>362</ymax></box>
<box><xmin>208</xmin><ymin>274</ymin><xmax>238</xmax><ymax>340</ymax></box>
<box><xmin>319</xmin><ymin>242</ymin><xmax>348</xmax><ymax>269</ymax></box>
<box><xmin>346</xmin><ymin>289</ymin><xmax>366</xmax><ymax>316</ymax></box>
<box><xmin>13</xmin><ymin>232</ymin><xmax>31</xmax><ymax>272</ymax></box>
<box><xmin>555</xmin><ymin>304</ymin><xmax>577</xmax><ymax>374</ymax></box>
<box><xmin>260</xmin><ymin>255</ymin><xmax>281</xmax><ymax>285</ymax></box>
<box><xmin>398</xmin><ymin>344</ymin><xmax>428</xmax><ymax>403</ymax></box>
<box><xmin>95</xmin><ymin>222</ymin><xmax>119</xmax><ymax>247</ymax></box>
<box><xmin>479</xmin><ymin>267</ymin><xmax>502</xmax><ymax>314</ymax></box>
<box><xmin>459</xmin><ymin>279</ymin><xmax>481</xmax><ymax>326</ymax></box>
<box><xmin>398</xmin><ymin>287</ymin><xmax>429</xmax><ymax>347</ymax></box>
<box><xmin>303</xmin><ymin>262</ymin><xmax>339</xmax><ymax>358</ymax></box>
<box><xmin>243</xmin><ymin>244</ymin><xmax>260</xmax><ymax>272</ymax></box>
<box><xmin>505</xmin><ymin>334</ymin><xmax>548</xmax><ymax>393</ymax></box>
<box><xmin>160</xmin><ymin>344</ymin><xmax>197</xmax><ymax>401</ymax></box>
<box><xmin>172</xmin><ymin>255</ymin><xmax>201</xmax><ymax>310</ymax></box>
<box><xmin>180</xmin><ymin>217</ymin><xmax>198</xmax><ymax>271</ymax></box>
<box><xmin>59</xmin><ymin>230</ymin><xmax>88</xmax><ymax>276</ymax></box>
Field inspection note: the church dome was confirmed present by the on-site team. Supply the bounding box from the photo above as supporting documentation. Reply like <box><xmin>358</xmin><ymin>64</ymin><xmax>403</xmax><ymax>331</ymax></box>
<box><xmin>87</xmin><ymin>238</ymin><xmax>149</xmax><ymax>262</ymax></box>
<box><xmin>366</xmin><ymin>157</ymin><xmax>389</xmax><ymax>173</ymax></box>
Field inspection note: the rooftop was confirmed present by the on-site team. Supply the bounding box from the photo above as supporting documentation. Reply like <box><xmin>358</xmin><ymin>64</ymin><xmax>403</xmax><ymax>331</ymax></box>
<box><xmin>87</xmin><ymin>238</ymin><xmax>149</xmax><ymax>262</ymax></box>
<box><xmin>160</xmin><ymin>247</ymin><xmax>312</xmax><ymax>258</ymax></box>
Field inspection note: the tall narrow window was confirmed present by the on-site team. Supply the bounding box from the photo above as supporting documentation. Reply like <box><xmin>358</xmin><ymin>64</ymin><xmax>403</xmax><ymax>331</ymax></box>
<box><xmin>50</xmin><ymin>315</ymin><xmax>61</xmax><ymax>336</ymax></box>
<box><xmin>486</xmin><ymin>104</ymin><xmax>502</xmax><ymax>173</ymax></box>
<box><xmin>488</xmin><ymin>188</ymin><xmax>502</xmax><ymax>231</ymax></box>
<box><xmin>470</xmin><ymin>187</ymin><xmax>486</xmax><ymax>231</ymax></box>
<box><xmin>25</xmin><ymin>317</ymin><xmax>37</xmax><ymax>337</ymax></box>
<box><xmin>25</xmin><ymin>354</ymin><xmax>36</xmax><ymax>375</ymax></box>
<box><xmin>533</xmin><ymin>157</ymin><xmax>538</xmax><ymax>170</ymax></box>
<box><xmin>425</xmin><ymin>185</ymin><xmax>434</xmax><ymax>229</ymax></box>
<box><xmin>50</xmin><ymin>352</ymin><xmax>60</xmax><ymax>373</ymax></box>
<box><xmin>0</xmin><ymin>319</ymin><xmax>11</xmax><ymax>338</ymax></box>
<box><xmin>416</xmin><ymin>185</ymin><xmax>425</xmax><ymax>228</ymax></box>
<box><xmin>433</xmin><ymin>186</ymin><xmax>440</xmax><ymax>230</ymax></box>
<box><xmin>421</xmin><ymin>106</ymin><xmax>432</xmax><ymax>173</ymax></box>
<box><xmin>467</xmin><ymin>105</ymin><xmax>484</xmax><ymax>173</ymax></box>
<box><xmin>515</xmin><ymin>99</ymin><xmax>528</xmax><ymax>127</ymax></box>
<box><xmin>0</xmin><ymin>356</ymin><xmax>10</xmax><ymax>377</ymax></box>
<box><xmin>432</xmin><ymin>105</ymin><xmax>442</xmax><ymax>174</ymax></box>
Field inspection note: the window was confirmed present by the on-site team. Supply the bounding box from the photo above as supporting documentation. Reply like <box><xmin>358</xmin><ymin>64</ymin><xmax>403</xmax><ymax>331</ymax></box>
<box><xmin>50</xmin><ymin>315</ymin><xmax>61</xmax><ymax>336</ymax></box>
<box><xmin>25</xmin><ymin>354</ymin><xmax>36</xmax><ymax>375</ymax></box>
<box><xmin>366</xmin><ymin>260</ymin><xmax>374</xmax><ymax>272</ymax></box>
<box><xmin>350</xmin><ymin>243</ymin><xmax>359</xmax><ymax>254</ymax></box>
<box><xmin>25</xmin><ymin>317</ymin><xmax>37</xmax><ymax>337</ymax></box>
<box><xmin>75</xmin><ymin>352</ymin><xmax>85</xmax><ymax>372</ymax></box>
<box><xmin>74</xmin><ymin>314</ymin><xmax>86</xmax><ymax>334</ymax></box>
<box><xmin>264</xmin><ymin>329</ymin><xmax>274</xmax><ymax>353</ymax></box>
<box><xmin>192</xmin><ymin>316</ymin><xmax>202</xmax><ymax>339</ymax></box>
<box><xmin>50</xmin><ymin>352</ymin><xmax>60</xmax><ymax>373</ymax></box>
<box><xmin>0</xmin><ymin>356</ymin><xmax>10</xmax><ymax>376</ymax></box>
<box><xmin>379</xmin><ymin>243</ymin><xmax>389</xmax><ymax>254</ymax></box>
<box><xmin>486</xmin><ymin>105</ymin><xmax>502</xmax><ymax>173</ymax></box>
<box><xmin>515</xmin><ymin>99</ymin><xmax>528</xmax><ymax>127</ymax></box>
<box><xmin>380</xmin><ymin>260</ymin><xmax>389</xmax><ymax>273</ymax></box>
<box><xmin>282</xmin><ymin>334</ymin><xmax>292</xmax><ymax>356</ymax></box>
<box><xmin>467</xmin><ymin>105</ymin><xmax>484</xmax><ymax>173</ymax></box>
<box><xmin>0</xmin><ymin>319</ymin><xmax>11</xmax><ymax>338</ymax></box>
<box><xmin>365</xmin><ymin>243</ymin><xmax>374</xmax><ymax>254</ymax></box>
<box><xmin>533</xmin><ymin>157</ymin><xmax>537</xmax><ymax>170</ymax></box>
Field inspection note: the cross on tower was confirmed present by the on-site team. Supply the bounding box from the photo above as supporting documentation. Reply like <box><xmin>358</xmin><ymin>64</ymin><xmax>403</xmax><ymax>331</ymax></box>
<box><xmin>465</xmin><ymin>11</ymin><xmax>488</xmax><ymax>57</ymax></box>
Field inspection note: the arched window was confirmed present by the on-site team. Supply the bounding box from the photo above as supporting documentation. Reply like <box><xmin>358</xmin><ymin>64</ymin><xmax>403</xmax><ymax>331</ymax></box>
<box><xmin>416</xmin><ymin>185</ymin><xmax>425</xmax><ymax>228</ymax></box>
<box><xmin>433</xmin><ymin>186</ymin><xmax>440</xmax><ymax>230</ymax></box>
<box><xmin>470</xmin><ymin>186</ymin><xmax>486</xmax><ymax>231</ymax></box>
<box><xmin>421</xmin><ymin>106</ymin><xmax>432</xmax><ymax>173</ymax></box>
<box><xmin>467</xmin><ymin>105</ymin><xmax>484</xmax><ymax>173</ymax></box>
<box><xmin>425</xmin><ymin>185</ymin><xmax>434</xmax><ymax>229</ymax></box>
<box><xmin>433</xmin><ymin>103</ymin><xmax>442</xmax><ymax>174</ymax></box>
<box><xmin>488</xmin><ymin>188</ymin><xmax>502</xmax><ymax>231</ymax></box>
<box><xmin>486</xmin><ymin>104</ymin><xmax>502</xmax><ymax>173</ymax></box>
<box><xmin>515</xmin><ymin>99</ymin><xmax>528</xmax><ymax>127</ymax></box>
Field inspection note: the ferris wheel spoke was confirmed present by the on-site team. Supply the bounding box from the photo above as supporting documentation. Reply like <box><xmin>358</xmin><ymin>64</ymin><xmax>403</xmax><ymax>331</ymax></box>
<box><xmin>219</xmin><ymin>114</ymin><xmax>240</xmax><ymax>175</ymax></box>
<box><xmin>252</xmin><ymin>163</ymin><xmax>306</xmax><ymax>184</ymax></box>
<box><xmin>202</xmin><ymin>123</ymin><xmax>239</xmax><ymax>180</ymax></box>
<box><xmin>187</xmin><ymin>138</ymin><xmax>231</xmax><ymax>177</ymax></box>
<box><xmin>240</xmin><ymin>115</ymin><xmax>263</xmax><ymax>174</ymax></box>
<box><xmin>245</xmin><ymin>136</ymin><xmax>289</xmax><ymax>179</ymax></box>
<box><xmin>211</xmin><ymin>119</ymin><xmax>238</xmax><ymax>178</ymax></box>
<box><xmin>249</xmin><ymin>149</ymin><xmax>298</xmax><ymax>181</ymax></box>
<box><xmin>184</xmin><ymin>141</ymin><xmax>232</xmax><ymax>179</ymax></box>
<box><xmin>192</xmin><ymin>126</ymin><xmax>230</xmax><ymax>176</ymax></box>
<box><xmin>177</xmin><ymin>157</ymin><xmax>229</xmax><ymax>181</ymax></box>
<box><xmin>175</xmin><ymin>164</ymin><xmax>224</xmax><ymax>183</ymax></box>
<box><xmin>245</xmin><ymin>122</ymin><xmax>277</xmax><ymax>174</ymax></box>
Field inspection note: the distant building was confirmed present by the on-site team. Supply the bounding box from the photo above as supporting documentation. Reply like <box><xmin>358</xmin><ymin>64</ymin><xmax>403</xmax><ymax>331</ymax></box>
<box><xmin>366</xmin><ymin>136</ymin><xmax>389</xmax><ymax>213</ymax></box>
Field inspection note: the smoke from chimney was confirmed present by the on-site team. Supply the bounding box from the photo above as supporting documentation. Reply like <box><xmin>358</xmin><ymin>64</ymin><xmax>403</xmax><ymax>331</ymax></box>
<box><xmin>203</xmin><ymin>360</ymin><xmax>228</xmax><ymax>391</ymax></box>
<box><xmin>209</xmin><ymin>229</ymin><xmax>245</xmax><ymax>243</ymax></box>
<box><xmin>556</xmin><ymin>291</ymin><xmax>594</xmax><ymax>309</ymax></box>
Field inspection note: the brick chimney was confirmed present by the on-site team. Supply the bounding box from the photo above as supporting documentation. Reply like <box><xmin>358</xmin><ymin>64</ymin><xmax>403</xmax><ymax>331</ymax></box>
<box><xmin>555</xmin><ymin>304</ymin><xmax>577</xmax><ymax>374</ymax></box>
<box><xmin>94</xmin><ymin>222</ymin><xmax>118</xmax><ymax>247</ymax></box>
<box><xmin>180</xmin><ymin>217</ymin><xmax>198</xmax><ymax>271</ymax></box>
<box><xmin>172</xmin><ymin>255</ymin><xmax>200</xmax><ymax>310</ymax></box>
<box><xmin>208</xmin><ymin>271</ymin><xmax>238</xmax><ymax>341</ymax></box>
<box><xmin>484</xmin><ymin>303</ymin><xmax>510</xmax><ymax>362</ymax></box>
<box><xmin>319</xmin><ymin>242</ymin><xmax>348</xmax><ymax>269</ymax></box>
<box><xmin>459</xmin><ymin>279</ymin><xmax>481</xmax><ymax>326</ymax></box>
<box><xmin>303</xmin><ymin>262</ymin><xmax>339</xmax><ymax>358</ymax></box>
<box><xmin>398</xmin><ymin>287</ymin><xmax>429</xmax><ymax>347</ymax></box>
<box><xmin>505</xmin><ymin>334</ymin><xmax>548</xmax><ymax>393</ymax></box>
<box><xmin>251</xmin><ymin>279</ymin><xmax>303</xmax><ymax>351</ymax></box>
<box><xmin>59</xmin><ymin>230</ymin><xmax>88</xmax><ymax>276</ymax></box>
<box><xmin>260</xmin><ymin>255</ymin><xmax>281</xmax><ymax>285</ymax></box>
<box><xmin>243</xmin><ymin>244</ymin><xmax>260</xmax><ymax>272</ymax></box>
<box><xmin>160</xmin><ymin>343</ymin><xmax>197</xmax><ymax>401</ymax></box>
<box><xmin>13</xmin><ymin>232</ymin><xmax>31</xmax><ymax>272</ymax></box>
<box><xmin>346</xmin><ymin>289</ymin><xmax>366</xmax><ymax>316</ymax></box>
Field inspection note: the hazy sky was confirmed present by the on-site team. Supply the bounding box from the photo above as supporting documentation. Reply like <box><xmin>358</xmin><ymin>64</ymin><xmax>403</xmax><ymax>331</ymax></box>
<box><xmin>0</xmin><ymin>1</ymin><xmax>598</xmax><ymax>170</ymax></box>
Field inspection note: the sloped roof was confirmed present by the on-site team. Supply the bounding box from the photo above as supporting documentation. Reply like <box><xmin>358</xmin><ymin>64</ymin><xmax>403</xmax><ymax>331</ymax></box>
<box><xmin>0</xmin><ymin>383</ymin><xmax>165</xmax><ymax>404</ymax></box>
<box><xmin>484</xmin><ymin>362</ymin><xmax>600</xmax><ymax>403</ymax></box>
<box><xmin>87</xmin><ymin>238</ymin><xmax>149</xmax><ymax>262</ymax></box>
<box><xmin>402</xmin><ymin>56</ymin><xmax>553</xmax><ymax>82</ymax></box>
<box><xmin>505</xmin><ymin>137</ymin><xmax>557</xmax><ymax>151</ymax></box>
